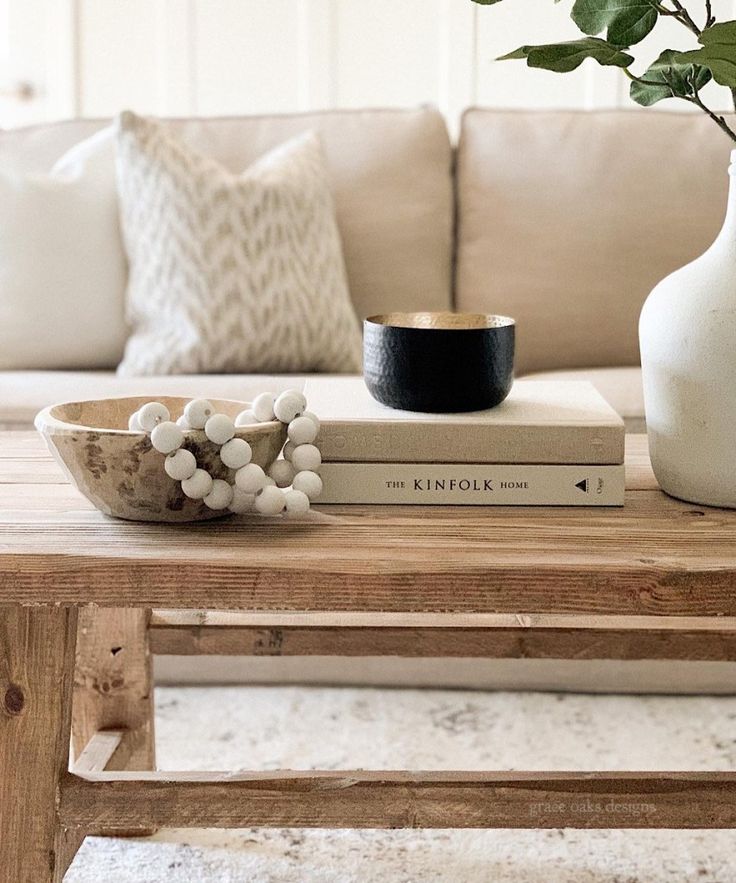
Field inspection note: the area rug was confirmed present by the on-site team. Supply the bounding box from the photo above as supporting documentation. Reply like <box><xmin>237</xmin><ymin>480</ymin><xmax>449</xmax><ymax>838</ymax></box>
<box><xmin>66</xmin><ymin>686</ymin><xmax>736</xmax><ymax>882</ymax></box>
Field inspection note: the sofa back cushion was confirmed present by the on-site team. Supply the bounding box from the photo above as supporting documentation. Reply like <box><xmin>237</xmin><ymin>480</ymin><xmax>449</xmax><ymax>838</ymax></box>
<box><xmin>0</xmin><ymin>108</ymin><xmax>453</xmax><ymax>358</ymax></box>
<box><xmin>456</xmin><ymin>109</ymin><xmax>732</xmax><ymax>374</ymax></box>
<box><xmin>0</xmin><ymin>127</ymin><xmax>129</xmax><ymax>370</ymax></box>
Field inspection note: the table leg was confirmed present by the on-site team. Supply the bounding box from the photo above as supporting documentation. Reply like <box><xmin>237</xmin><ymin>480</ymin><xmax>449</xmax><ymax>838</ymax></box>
<box><xmin>72</xmin><ymin>607</ymin><xmax>156</xmax><ymax>836</ymax></box>
<box><xmin>0</xmin><ymin>605</ymin><xmax>78</xmax><ymax>883</ymax></box>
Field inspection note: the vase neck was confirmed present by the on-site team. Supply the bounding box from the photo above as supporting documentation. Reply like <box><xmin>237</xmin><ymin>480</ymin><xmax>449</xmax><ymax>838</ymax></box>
<box><xmin>721</xmin><ymin>149</ymin><xmax>736</xmax><ymax>236</ymax></box>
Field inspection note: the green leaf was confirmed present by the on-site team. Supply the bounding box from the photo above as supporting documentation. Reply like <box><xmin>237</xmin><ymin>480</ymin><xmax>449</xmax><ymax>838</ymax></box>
<box><xmin>499</xmin><ymin>38</ymin><xmax>634</xmax><ymax>73</ymax></box>
<box><xmin>630</xmin><ymin>49</ymin><xmax>712</xmax><ymax>106</ymax></box>
<box><xmin>676</xmin><ymin>21</ymin><xmax>736</xmax><ymax>87</ymax></box>
<box><xmin>699</xmin><ymin>21</ymin><xmax>736</xmax><ymax>46</ymax></box>
<box><xmin>571</xmin><ymin>0</ymin><xmax>658</xmax><ymax>47</ymax></box>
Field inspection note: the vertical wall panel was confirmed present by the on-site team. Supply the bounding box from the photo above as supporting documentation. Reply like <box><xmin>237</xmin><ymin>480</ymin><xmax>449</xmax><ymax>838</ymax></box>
<box><xmin>192</xmin><ymin>0</ymin><xmax>301</xmax><ymax>115</ymax></box>
<box><xmin>0</xmin><ymin>0</ymin><xmax>76</xmax><ymax>126</ymax></box>
<box><xmin>295</xmin><ymin>0</ymin><xmax>335</xmax><ymax>110</ymax></box>
<box><xmin>7</xmin><ymin>0</ymin><xmax>736</xmax><ymax>131</ymax></box>
<box><xmin>156</xmin><ymin>0</ymin><xmax>196</xmax><ymax>116</ymax></box>
<box><xmin>437</xmin><ymin>0</ymin><xmax>477</xmax><ymax>137</ymax></box>
<box><xmin>333</xmin><ymin>0</ymin><xmax>440</xmax><ymax>108</ymax></box>
<box><xmin>78</xmin><ymin>0</ymin><xmax>172</xmax><ymax>116</ymax></box>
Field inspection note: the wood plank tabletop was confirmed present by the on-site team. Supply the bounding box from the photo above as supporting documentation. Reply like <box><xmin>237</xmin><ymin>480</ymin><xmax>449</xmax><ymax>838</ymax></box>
<box><xmin>1</xmin><ymin>432</ymin><xmax>735</xmax><ymax>615</ymax></box>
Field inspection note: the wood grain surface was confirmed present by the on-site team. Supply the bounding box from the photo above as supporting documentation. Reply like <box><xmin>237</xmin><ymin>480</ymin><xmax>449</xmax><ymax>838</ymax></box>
<box><xmin>72</xmin><ymin>608</ymin><xmax>155</xmax><ymax>773</ymax></box>
<box><xmin>73</xmin><ymin>730</ymin><xmax>124</xmax><ymax>774</ymax></box>
<box><xmin>3</xmin><ymin>433</ymin><xmax>736</xmax><ymax>847</ymax></box>
<box><xmin>149</xmin><ymin>609</ymin><xmax>736</xmax><ymax>660</ymax></box>
<box><xmin>60</xmin><ymin>769</ymin><xmax>736</xmax><ymax>830</ymax></box>
<box><xmin>2</xmin><ymin>433</ymin><xmax>736</xmax><ymax>615</ymax></box>
<box><xmin>0</xmin><ymin>606</ymin><xmax>78</xmax><ymax>882</ymax></box>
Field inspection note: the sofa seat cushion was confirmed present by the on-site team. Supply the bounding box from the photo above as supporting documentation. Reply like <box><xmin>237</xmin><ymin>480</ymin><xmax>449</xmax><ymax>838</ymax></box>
<box><xmin>1</xmin><ymin>367</ymin><xmax>644</xmax><ymax>430</ymax></box>
<box><xmin>0</xmin><ymin>371</ymin><xmax>317</xmax><ymax>428</ymax></box>
<box><xmin>521</xmin><ymin>366</ymin><xmax>644</xmax><ymax>432</ymax></box>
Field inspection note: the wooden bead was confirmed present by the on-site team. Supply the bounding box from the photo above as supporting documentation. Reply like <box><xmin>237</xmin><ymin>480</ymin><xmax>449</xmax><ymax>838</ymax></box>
<box><xmin>287</xmin><ymin>415</ymin><xmax>318</xmax><ymax>445</ymax></box>
<box><xmin>274</xmin><ymin>389</ymin><xmax>307</xmax><ymax>423</ymax></box>
<box><xmin>284</xmin><ymin>489</ymin><xmax>310</xmax><ymax>518</ymax></box>
<box><xmin>128</xmin><ymin>411</ymin><xmax>143</xmax><ymax>432</ymax></box>
<box><xmin>138</xmin><ymin>402</ymin><xmax>170</xmax><ymax>432</ymax></box>
<box><xmin>203</xmin><ymin>479</ymin><xmax>234</xmax><ymax>510</ymax></box>
<box><xmin>184</xmin><ymin>399</ymin><xmax>214</xmax><ymax>430</ymax></box>
<box><xmin>235</xmin><ymin>409</ymin><xmax>258</xmax><ymax>427</ymax></box>
<box><xmin>150</xmin><ymin>421</ymin><xmax>184</xmax><ymax>454</ymax></box>
<box><xmin>254</xmin><ymin>485</ymin><xmax>286</xmax><ymax>516</ymax></box>
<box><xmin>268</xmin><ymin>459</ymin><xmax>295</xmax><ymax>488</ymax></box>
<box><xmin>220</xmin><ymin>438</ymin><xmax>252</xmax><ymax>469</ymax></box>
<box><xmin>164</xmin><ymin>448</ymin><xmax>197</xmax><ymax>481</ymax></box>
<box><xmin>181</xmin><ymin>468</ymin><xmax>213</xmax><ymax>500</ymax></box>
<box><xmin>291</xmin><ymin>443</ymin><xmax>321</xmax><ymax>473</ymax></box>
<box><xmin>252</xmin><ymin>392</ymin><xmax>276</xmax><ymax>422</ymax></box>
<box><xmin>204</xmin><ymin>414</ymin><xmax>235</xmax><ymax>445</ymax></box>
<box><xmin>292</xmin><ymin>470</ymin><xmax>322</xmax><ymax>500</ymax></box>
<box><xmin>235</xmin><ymin>463</ymin><xmax>267</xmax><ymax>494</ymax></box>
<box><xmin>302</xmin><ymin>411</ymin><xmax>321</xmax><ymax>432</ymax></box>
<box><xmin>228</xmin><ymin>487</ymin><xmax>255</xmax><ymax>514</ymax></box>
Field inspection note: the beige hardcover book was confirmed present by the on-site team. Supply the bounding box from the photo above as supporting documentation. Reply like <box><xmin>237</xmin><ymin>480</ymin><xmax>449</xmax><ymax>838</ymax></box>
<box><xmin>304</xmin><ymin>378</ymin><xmax>625</xmax><ymax>464</ymax></box>
<box><xmin>319</xmin><ymin>462</ymin><xmax>625</xmax><ymax>506</ymax></box>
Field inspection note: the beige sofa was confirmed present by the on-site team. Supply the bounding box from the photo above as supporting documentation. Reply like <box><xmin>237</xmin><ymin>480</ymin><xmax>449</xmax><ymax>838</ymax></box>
<box><xmin>2</xmin><ymin>107</ymin><xmax>733</xmax><ymax>692</ymax></box>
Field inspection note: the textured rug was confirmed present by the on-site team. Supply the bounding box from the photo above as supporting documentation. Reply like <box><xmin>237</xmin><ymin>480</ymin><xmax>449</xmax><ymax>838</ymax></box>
<box><xmin>66</xmin><ymin>686</ymin><xmax>736</xmax><ymax>882</ymax></box>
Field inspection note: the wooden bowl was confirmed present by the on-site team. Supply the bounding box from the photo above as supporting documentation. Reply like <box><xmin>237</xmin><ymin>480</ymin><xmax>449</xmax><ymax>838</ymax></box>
<box><xmin>363</xmin><ymin>311</ymin><xmax>515</xmax><ymax>412</ymax></box>
<box><xmin>35</xmin><ymin>396</ymin><xmax>287</xmax><ymax>522</ymax></box>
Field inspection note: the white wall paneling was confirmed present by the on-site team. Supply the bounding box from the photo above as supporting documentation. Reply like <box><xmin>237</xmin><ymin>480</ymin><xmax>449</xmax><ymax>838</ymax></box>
<box><xmin>0</xmin><ymin>0</ymin><xmax>77</xmax><ymax>127</ymax></box>
<box><xmin>3</xmin><ymin>0</ymin><xmax>736</xmax><ymax>131</ymax></box>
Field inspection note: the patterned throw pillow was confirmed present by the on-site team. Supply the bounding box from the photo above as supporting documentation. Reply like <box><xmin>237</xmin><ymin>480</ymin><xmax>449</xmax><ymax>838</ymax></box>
<box><xmin>115</xmin><ymin>111</ymin><xmax>362</xmax><ymax>375</ymax></box>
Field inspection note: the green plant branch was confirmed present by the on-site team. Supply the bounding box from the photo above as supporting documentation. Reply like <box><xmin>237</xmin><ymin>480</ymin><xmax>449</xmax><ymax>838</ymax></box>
<box><xmin>657</xmin><ymin>2</ymin><xmax>736</xmax><ymax>118</ymax></box>
<box><xmin>474</xmin><ymin>0</ymin><xmax>736</xmax><ymax>142</ymax></box>
<box><xmin>665</xmin><ymin>0</ymin><xmax>702</xmax><ymax>35</ymax></box>
<box><xmin>686</xmin><ymin>73</ymin><xmax>736</xmax><ymax>142</ymax></box>
<box><xmin>644</xmin><ymin>3</ymin><xmax>736</xmax><ymax>127</ymax></box>
<box><xmin>623</xmin><ymin>67</ymin><xmax>665</xmax><ymax>87</ymax></box>
<box><xmin>705</xmin><ymin>0</ymin><xmax>715</xmax><ymax>29</ymax></box>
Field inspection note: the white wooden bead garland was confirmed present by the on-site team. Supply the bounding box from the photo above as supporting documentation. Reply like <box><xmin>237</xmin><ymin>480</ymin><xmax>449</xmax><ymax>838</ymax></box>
<box><xmin>129</xmin><ymin>389</ymin><xmax>322</xmax><ymax>518</ymax></box>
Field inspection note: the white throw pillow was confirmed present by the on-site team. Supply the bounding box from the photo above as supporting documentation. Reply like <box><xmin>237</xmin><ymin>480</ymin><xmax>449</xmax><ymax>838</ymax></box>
<box><xmin>115</xmin><ymin>111</ymin><xmax>362</xmax><ymax>376</ymax></box>
<box><xmin>0</xmin><ymin>126</ymin><xmax>127</xmax><ymax>369</ymax></box>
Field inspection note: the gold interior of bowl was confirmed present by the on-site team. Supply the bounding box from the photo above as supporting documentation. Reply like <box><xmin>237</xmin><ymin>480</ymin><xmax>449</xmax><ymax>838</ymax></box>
<box><xmin>48</xmin><ymin>396</ymin><xmax>275</xmax><ymax>433</ymax></box>
<box><xmin>366</xmin><ymin>311</ymin><xmax>514</xmax><ymax>330</ymax></box>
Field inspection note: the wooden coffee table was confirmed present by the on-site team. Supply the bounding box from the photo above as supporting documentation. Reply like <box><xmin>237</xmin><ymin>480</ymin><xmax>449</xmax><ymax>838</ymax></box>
<box><xmin>2</xmin><ymin>431</ymin><xmax>736</xmax><ymax>882</ymax></box>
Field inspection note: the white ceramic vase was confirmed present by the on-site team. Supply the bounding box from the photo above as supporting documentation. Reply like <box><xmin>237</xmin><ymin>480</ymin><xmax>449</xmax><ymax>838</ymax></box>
<box><xmin>640</xmin><ymin>149</ymin><xmax>736</xmax><ymax>508</ymax></box>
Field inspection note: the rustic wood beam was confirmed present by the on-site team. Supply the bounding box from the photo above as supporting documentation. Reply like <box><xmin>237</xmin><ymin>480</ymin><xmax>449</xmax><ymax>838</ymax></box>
<box><xmin>60</xmin><ymin>770</ymin><xmax>736</xmax><ymax>831</ymax></box>
<box><xmin>72</xmin><ymin>608</ymin><xmax>156</xmax><ymax>838</ymax></box>
<box><xmin>0</xmin><ymin>606</ymin><xmax>79</xmax><ymax>882</ymax></box>
<box><xmin>73</xmin><ymin>608</ymin><xmax>155</xmax><ymax>773</ymax></box>
<box><xmin>149</xmin><ymin>611</ymin><xmax>736</xmax><ymax>660</ymax></box>
<box><xmin>73</xmin><ymin>730</ymin><xmax>124</xmax><ymax>774</ymax></box>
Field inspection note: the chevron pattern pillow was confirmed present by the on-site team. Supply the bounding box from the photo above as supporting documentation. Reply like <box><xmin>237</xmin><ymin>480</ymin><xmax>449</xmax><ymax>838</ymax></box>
<box><xmin>115</xmin><ymin>111</ymin><xmax>362</xmax><ymax>376</ymax></box>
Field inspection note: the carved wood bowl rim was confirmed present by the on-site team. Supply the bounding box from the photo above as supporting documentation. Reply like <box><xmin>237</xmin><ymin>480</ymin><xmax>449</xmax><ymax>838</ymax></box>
<box><xmin>35</xmin><ymin>395</ymin><xmax>281</xmax><ymax>438</ymax></box>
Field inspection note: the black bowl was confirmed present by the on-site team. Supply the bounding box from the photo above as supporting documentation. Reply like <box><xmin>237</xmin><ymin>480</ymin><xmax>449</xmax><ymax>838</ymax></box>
<box><xmin>363</xmin><ymin>312</ymin><xmax>515</xmax><ymax>413</ymax></box>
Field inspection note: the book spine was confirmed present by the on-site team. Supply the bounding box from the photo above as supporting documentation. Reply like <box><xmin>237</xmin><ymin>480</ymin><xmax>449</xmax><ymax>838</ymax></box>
<box><xmin>318</xmin><ymin>423</ymin><xmax>624</xmax><ymax>465</ymax></box>
<box><xmin>319</xmin><ymin>463</ymin><xmax>625</xmax><ymax>506</ymax></box>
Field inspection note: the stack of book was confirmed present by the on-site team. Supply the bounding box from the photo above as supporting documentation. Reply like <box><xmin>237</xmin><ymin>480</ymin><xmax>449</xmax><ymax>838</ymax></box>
<box><xmin>304</xmin><ymin>377</ymin><xmax>626</xmax><ymax>506</ymax></box>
